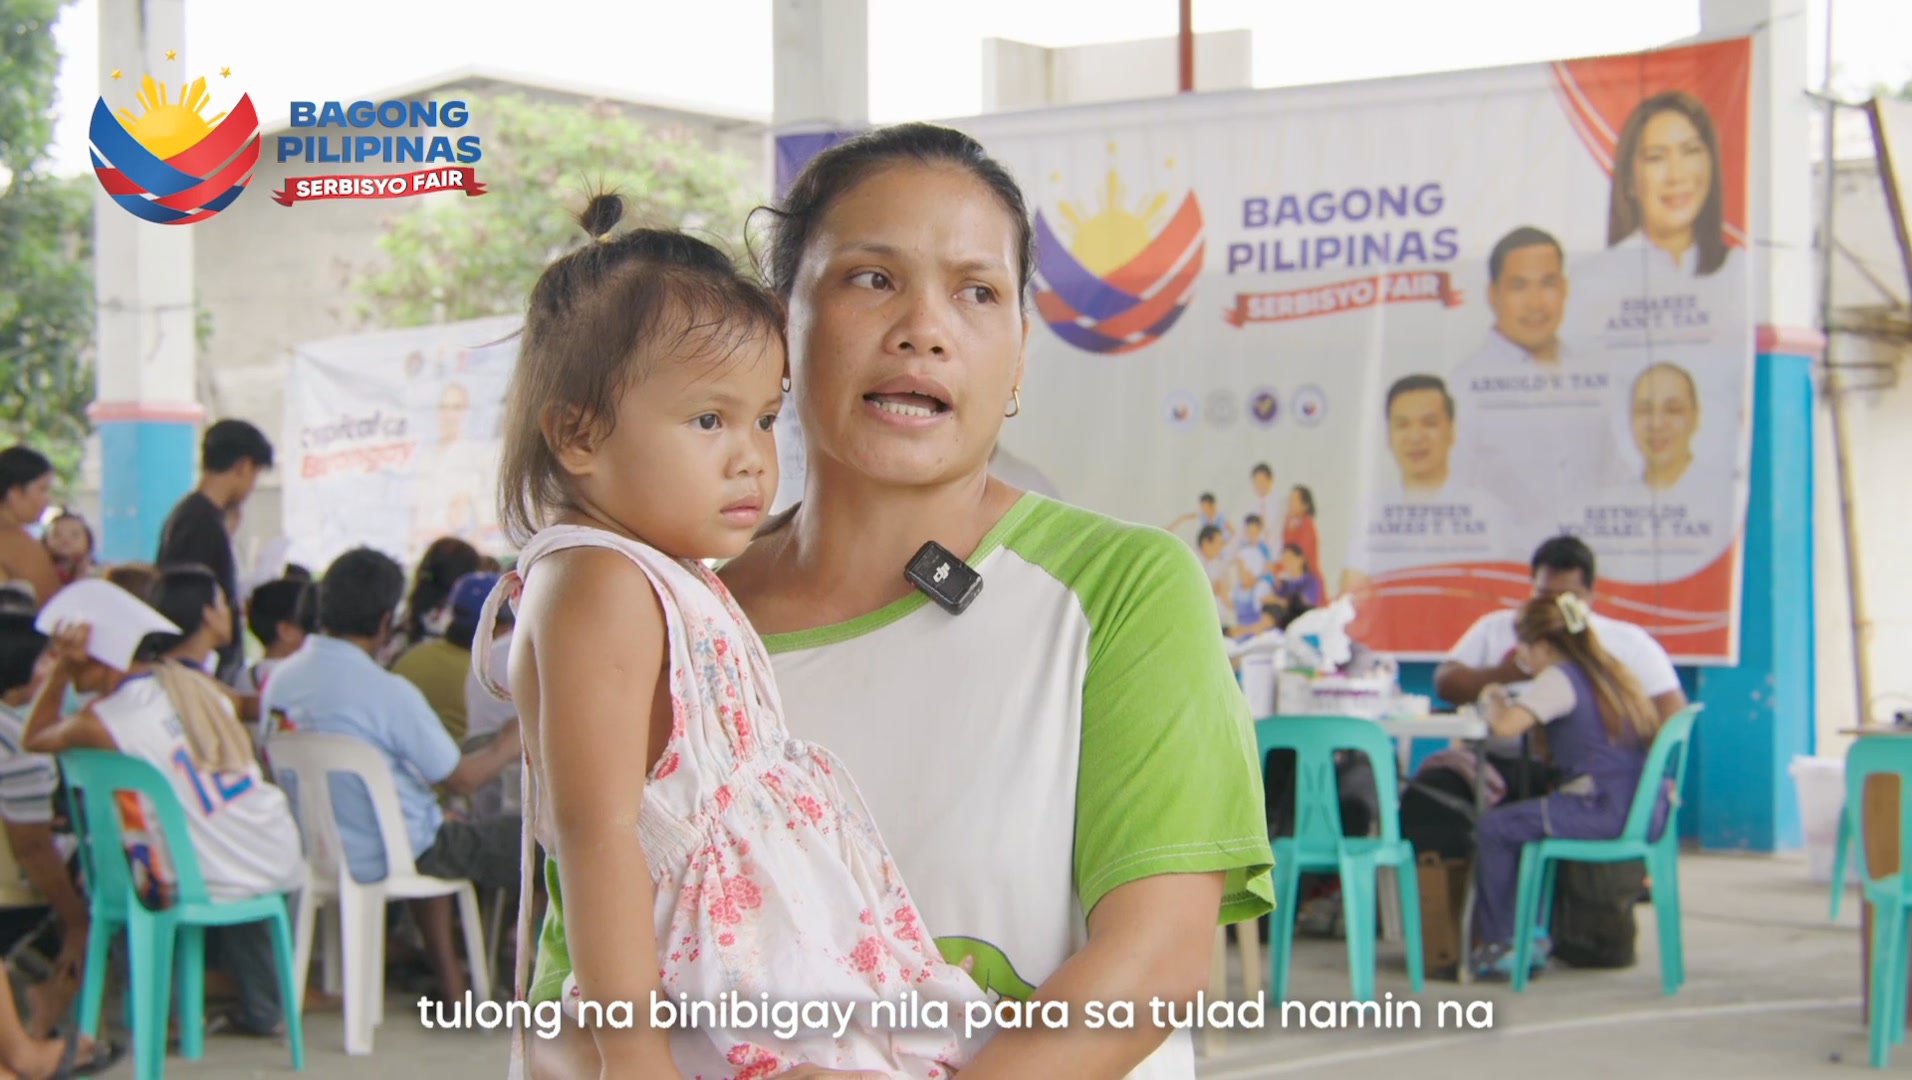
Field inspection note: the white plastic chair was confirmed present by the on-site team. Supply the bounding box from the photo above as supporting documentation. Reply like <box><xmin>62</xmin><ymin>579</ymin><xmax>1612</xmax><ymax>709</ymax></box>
<box><xmin>268</xmin><ymin>732</ymin><xmax>492</xmax><ymax>1055</ymax></box>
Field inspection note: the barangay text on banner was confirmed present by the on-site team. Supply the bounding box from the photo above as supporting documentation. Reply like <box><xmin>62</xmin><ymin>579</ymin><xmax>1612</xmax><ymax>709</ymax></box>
<box><xmin>1224</xmin><ymin>270</ymin><xmax>1464</xmax><ymax>326</ymax></box>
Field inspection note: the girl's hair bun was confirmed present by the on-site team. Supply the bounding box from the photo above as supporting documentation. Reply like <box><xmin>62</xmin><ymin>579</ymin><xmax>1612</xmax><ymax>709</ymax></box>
<box><xmin>578</xmin><ymin>192</ymin><xmax>626</xmax><ymax>242</ymax></box>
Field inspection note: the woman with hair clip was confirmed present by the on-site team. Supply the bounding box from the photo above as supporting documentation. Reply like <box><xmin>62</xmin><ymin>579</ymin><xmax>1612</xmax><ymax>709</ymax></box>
<box><xmin>1469</xmin><ymin>591</ymin><xmax>1669</xmax><ymax>979</ymax></box>
<box><xmin>24</xmin><ymin>571</ymin><xmax>304</xmax><ymax>1038</ymax></box>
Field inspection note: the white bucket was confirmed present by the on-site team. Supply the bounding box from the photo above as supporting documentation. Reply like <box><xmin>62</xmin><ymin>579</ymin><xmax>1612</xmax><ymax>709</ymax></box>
<box><xmin>1240</xmin><ymin>656</ymin><xmax>1278</xmax><ymax>719</ymax></box>
<box><xmin>1790</xmin><ymin>754</ymin><xmax>1860</xmax><ymax>886</ymax></box>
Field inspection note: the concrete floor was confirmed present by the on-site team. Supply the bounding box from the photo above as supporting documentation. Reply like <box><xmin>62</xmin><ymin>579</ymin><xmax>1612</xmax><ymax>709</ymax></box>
<box><xmin>167</xmin><ymin>852</ymin><xmax>1875</xmax><ymax>1078</ymax></box>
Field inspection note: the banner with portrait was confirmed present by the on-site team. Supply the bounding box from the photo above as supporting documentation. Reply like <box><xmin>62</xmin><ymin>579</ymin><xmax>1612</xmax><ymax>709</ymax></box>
<box><xmin>282</xmin><ymin>316</ymin><xmax>520</xmax><ymax>573</ymax></box>
<box><xmin>777</xmin><ymin>36</ymin><xmax>1754</xmax><ymax>662</ymax></box>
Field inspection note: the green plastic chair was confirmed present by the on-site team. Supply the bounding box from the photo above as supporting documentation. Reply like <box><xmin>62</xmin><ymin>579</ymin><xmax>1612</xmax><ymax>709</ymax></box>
<box><xmin>1832</xmin><ymin>805</ymin><xmax>1855</xmax><ymax>919</ymax></box>
<box><xmin>1508</xmin><ymin>704</ymin><xmax>1702</xmax><ymax>994</ymax></box>
<box><xmin>1841</xmin><ymin>736</ymin><xmax>1912</xmax><ymax>1068</ymax></box>
<box><xmin>1255</xmin><ymin>714</ymin><xmax>1423</xmax><ymax>1002</ymax></box>
<box><xmin>60</xmin><ymin>749</ymin><xmax>306</xmax><ymax>1080</ymax></box>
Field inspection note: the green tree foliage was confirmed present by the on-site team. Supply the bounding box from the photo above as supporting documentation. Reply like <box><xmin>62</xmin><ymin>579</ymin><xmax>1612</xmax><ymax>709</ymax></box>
<box><xmin>357</xmin><ymin>95</ymin><xmax>762</xmax><ymax>327</ymax></box>
<box><xmin>0</xmin><ymin>0</ymin><xmax>93</xmax><ymax>485</ymax></box>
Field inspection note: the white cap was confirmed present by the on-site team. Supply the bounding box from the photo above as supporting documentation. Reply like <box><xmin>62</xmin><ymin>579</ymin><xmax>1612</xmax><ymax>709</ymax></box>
<box><xmin>35</xmin><ymin>579</ymin><xmax>182</xmax><ymax>672</ymax></box>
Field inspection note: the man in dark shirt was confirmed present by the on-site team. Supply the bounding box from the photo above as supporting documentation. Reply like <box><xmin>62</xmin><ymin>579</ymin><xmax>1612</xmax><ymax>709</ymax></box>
<box><xmin>157</xmin><ymin>419</ymin><xmax>274</xmax><ymax>682</ymax></box>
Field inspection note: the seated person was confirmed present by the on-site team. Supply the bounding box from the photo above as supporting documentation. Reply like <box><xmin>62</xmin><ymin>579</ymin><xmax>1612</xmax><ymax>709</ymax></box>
<box><xmin>1197</xmin><ymin>525</ymin><xmax>1233</xmax><ymax>628</ymax></box>
<box><xmin>142</xmin><ymin>564</ymin><xmax>273</xmax><ymax>736</ymax></box>
<box><xmin>234</xmin><ymin>578</ymin><xmax>316</xmax><ymax>703</ymax></box>
<box><xmin>1433</xmin><ymin>535</ymin><xmax>1685</xmax><ymax>793</ymax></box>
<box><xmin>25</xmin><ymin>581</ymin><xmax>305</xmax><ymax>1038</ymax></box>
<box><xmin>1435</xmin><ymin>535</ymin><xmax>1685</xmax><ymax>719</ymax></box>
<box><xmin>1228</xmin><ymin>544</ymin><xmax>1322</xmax><ymax>641</ymax></box>
<box><xmin>0</xmin><ymin>973</ymin><xmax>121</xmax><ymax>1079</ymax></box>
<box><xmin>458</xmin><ymin>573</ymin><xmax>519</xmax><ymax>820</ymax></box>
<box><xmin>1268</xmin><ymin>543</ymin><xmax>1323</xmax><ymax>618</ymax></box>
<box><xmin>1236</xmin><ymin>514</ymin><xmax>1274</xmax><ymax>578</ymax></box>
<box><xmin>0</xmin><ymin>614</ymin><xmax>90</xmax><ymax>1035</ymax></box>
<box><xmin>391</xmin><ymin>576</ymin><xmax>482</xmax><ymax>744</ymax></box>
<box><xmin>1469</xmin><ymin>592</ymin><xmax>1670</xmax><ymax>979</ymax></box>
<box><xmin>460</xmin><ymin>573</ymin><xmax>515</xmax><ymax>743</ymax></box>
<box><xmin>261</xmin><ymin>547</ymin><xmax>520</xmax><ymax>1003</ymax></box>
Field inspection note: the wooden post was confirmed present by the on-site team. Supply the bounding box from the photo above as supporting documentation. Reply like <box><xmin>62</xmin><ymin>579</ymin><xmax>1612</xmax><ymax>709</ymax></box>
<box><xmin>1178</xmin><ymin>0</ymin><xmax>1194</xmax><ymax>92</ymax></box>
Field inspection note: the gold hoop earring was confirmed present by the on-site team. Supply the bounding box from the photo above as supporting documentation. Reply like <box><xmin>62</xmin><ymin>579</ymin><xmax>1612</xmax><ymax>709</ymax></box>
<box><xmin>1005</xmin><ymin>387</ymin><xmax>1021</xmax><ymax>418</ymax></box>
<box><xmin>781</xmin><ymin>374</ymin><xmax>792</xmax><ymax>394</ymax></box>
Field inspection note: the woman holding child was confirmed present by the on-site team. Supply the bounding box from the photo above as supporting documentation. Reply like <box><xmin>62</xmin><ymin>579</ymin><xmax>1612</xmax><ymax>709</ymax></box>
<box><xmin>507</xmin><ymin>124</ymin><xmax>1272</xmax><ymax>1079</ymax></box>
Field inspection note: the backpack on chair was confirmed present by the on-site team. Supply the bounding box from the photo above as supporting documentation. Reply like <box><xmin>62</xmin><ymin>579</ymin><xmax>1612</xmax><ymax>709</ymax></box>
<box><xmin>1549</xmin><ymin>857</ymin><xmax>1645</xmax><ymax>968</ymax></box>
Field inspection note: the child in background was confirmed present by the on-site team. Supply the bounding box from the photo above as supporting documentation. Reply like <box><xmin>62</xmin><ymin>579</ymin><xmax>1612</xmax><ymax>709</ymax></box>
<box><xmin>1248</xmin><ymin>463</ymin><xmax>1280</xmax><ymax>538</ymax></box>
<box><xmin>234</xmin><ymin>578</ymin><xmax>315</xmax><ymax>704</ymax></box>
<box><xmin>1199</xmin><ymin>524</ymin><xmax>1234</xmax><ymax>628</ymax></box>
<box><xmin>1236</xmin><ymin>513</ymin><xmax>1274</xmax><ymax>581</ymax></box>
<box><xmin>474</xmin><ymin>199</ymin><xmax>982</xmax><ymax>1079</ymax></box>
<box><xmin>1281</xmin><ymin>485</ymin><xmax>1321</xmax><ymax>585</ymax></box>
<box><xmin>42</xmin><ymin>511</ymin><xmax>96</xmax><ymax>586</ymax></box>
<box><xmin>1170</xmin><ymin>491</ymin><xmax>1234</xmax><ymax>548</ymax></box>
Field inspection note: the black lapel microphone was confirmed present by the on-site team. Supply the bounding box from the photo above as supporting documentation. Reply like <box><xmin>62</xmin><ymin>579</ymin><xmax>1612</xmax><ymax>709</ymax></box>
<box><xmin>905</xmin><ymin>541</ymin><xmax>983</xmax><ymax>615</ymax></box>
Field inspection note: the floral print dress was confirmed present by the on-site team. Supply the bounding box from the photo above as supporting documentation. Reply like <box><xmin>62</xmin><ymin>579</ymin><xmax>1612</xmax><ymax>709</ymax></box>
<box><xmin>476</xmin><ymin>525</ymin><xmax>984</xmax><ymax>1079</ymax></box>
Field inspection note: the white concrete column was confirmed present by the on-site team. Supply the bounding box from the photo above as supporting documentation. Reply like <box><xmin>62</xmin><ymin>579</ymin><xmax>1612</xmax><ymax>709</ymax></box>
<box><xmin>92</xmin><ymin>0</ymin><xmax>202</xmax><ymax>561</ymax></box>
<box><xmin>1702</xmin><ymin>0</ymin><xmax>1815</xmax><ymax>330</ymax></box>
<box><xmin>772</xmin><ymin>0</ymin><xmax>869</xmax><ymax>129</ymax></box>
<box><xmin>768</xmin><ymin>0</ymin><xmax>868</xmax><ymax>514</ymax></box>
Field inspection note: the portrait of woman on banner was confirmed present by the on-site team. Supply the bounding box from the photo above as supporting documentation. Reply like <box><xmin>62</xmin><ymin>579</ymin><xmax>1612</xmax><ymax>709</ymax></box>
<box><xmin>1563</xmin><ymin>90</ymin><xmax>1748</xmax><ymax>351</ymax></box>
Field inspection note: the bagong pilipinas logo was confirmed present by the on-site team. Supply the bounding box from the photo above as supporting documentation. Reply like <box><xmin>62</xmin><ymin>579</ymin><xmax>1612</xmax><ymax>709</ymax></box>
<box><xmin>269</xmin><ymin>98</ymin><xmax>487</xmax><ymax>207</ymax></box>
<box><xmin>89</xmin><ymin>65</ymin><xmax>261</xmax><ymax>225</ymax></box>
<box><xmin>1033</xmin><ymin>169</ymin><xmax>1204</xmax><ymax>355</ymax></box>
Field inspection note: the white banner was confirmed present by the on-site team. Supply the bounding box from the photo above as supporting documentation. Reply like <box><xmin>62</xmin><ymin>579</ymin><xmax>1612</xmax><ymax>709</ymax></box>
<box><xmin>777</xmin><ymin>37</ymin><xmax>1755</xmax><ymax>661</ymax></box>
<box><xmin>283</xmin><ymin>316</ymin><xmax>520</xmax><ymax>572</ymax></box>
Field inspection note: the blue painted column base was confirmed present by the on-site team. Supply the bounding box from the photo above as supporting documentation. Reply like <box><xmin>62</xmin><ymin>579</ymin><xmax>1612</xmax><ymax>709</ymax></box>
<box><xmin>98</xmin><ymin>417</ymin><xmax>197</xmax><ymax>564</ymax></box>
<box><xmin>1690</xmin><ymin>348</ymin><xmax>1815</xmax><ymax>852</ymax></box>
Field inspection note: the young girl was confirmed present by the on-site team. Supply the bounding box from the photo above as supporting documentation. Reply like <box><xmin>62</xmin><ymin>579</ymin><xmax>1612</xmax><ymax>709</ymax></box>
<box><xmin>1471</xmin><ymin>592</ymin><xmax>1668</xmax><ymax>978</ymax></box>
<box><xmin>43</xmin><ymin>511</ymin><xmax>96</xmax><ymax>587</ymax></box>
<box><xmin>475</xmin><ymin>197</ymin><xmax>984</xmax><ymax>1079</ymax></box>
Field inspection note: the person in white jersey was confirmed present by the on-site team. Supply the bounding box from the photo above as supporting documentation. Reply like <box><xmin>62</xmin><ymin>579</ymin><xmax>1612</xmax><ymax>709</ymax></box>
<box><xmin>25</xmin><ymin>573</ymin><xmax>303</xmax><ymax>1039</ymax></box>
<box><xmin>1434</xmin><ymin>535</ymin><xmax>1689</xmax><ymax>736</ymax></box>
<box><xmin>528</xmin><ymin>123</ymin><xmax>1274</xmax><ymax>1080</ymax></box>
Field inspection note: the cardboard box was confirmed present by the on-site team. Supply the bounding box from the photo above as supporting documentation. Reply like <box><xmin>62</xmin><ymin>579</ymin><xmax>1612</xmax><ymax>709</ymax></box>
<box><xmin>1416</xmin><ymin>851</ymin><xmax>1470</xmax><ymax>976</ymax></box>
